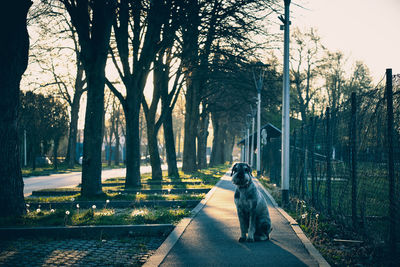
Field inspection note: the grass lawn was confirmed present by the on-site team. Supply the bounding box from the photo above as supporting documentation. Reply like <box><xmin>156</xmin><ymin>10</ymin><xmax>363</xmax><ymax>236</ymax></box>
<box><xmin>11</xmin><ymin>164</ymin><xmax>229</xmax><ymax>227</ymax></box>
<box><xmin>0</xmin><ymin>207</ymin><xmax>190</xmax><ymax>227</ymax></box>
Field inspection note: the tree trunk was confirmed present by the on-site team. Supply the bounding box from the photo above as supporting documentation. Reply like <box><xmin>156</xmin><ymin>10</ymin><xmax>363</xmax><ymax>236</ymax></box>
<box><xmin>66</xmin><ymin>95</ymin><xmax>80</xmax><ymax>167</ymax></box>
<box><xmin>197</xmin><ymin>109</ymin><xmax>209</xmax><ymax>169</ymax></box>
<box><xmin>66</xmin><ymin>63</ymin><xmax>84</xmax><ymax>168</ymax></box>
<box><xmin>70</xmin><ymin>0</ymin><xmax>115</xmax><ymax>198</ymax></box>
<box><xmin>181</xmin><ymin>1</ymin><xmax>200</xmax><ymax>173</ymax></box>
<box><xmin>108</xmin><ymin>129</ymin><xmax>113</xmax><ymax>166</ymax></box>
<box><xmin>114</xmin><ymin>117</ymin><xmax>120</xmax><ymax>166</ymax></box>
<box><xmin>53</xmin><ymin>137</ymin><xmax>59</xmax><ymax>170</ymax></box>
<box><xmin>0</xmin><ymin>0</ymin><xmax>32</xmax><ymax>217</ymax></box>
<box><xmin>177</xmin><ymin>128</ymin><xmax>181</xmax><ymax>159</ymax></box>
<box><xmin>124</xmin><ymin>101</ymin><xmax>141</xmax><ymax>188</ymax></box>
<box><xmin>210</xmin><ymin>112</ymin><xmax>226</xmax><ymax>166</ymax></box>
<box><xmin>147</xmin><ymin>125</ymin><xmax>162</xmax><ymax>181</ymax></box>
<box><xmin>163</xmin><ymin>110</ymin><xmax>179</xmax><ymax>178</ymax></box>
<box><xmin>81</xmin><ymin>70</ymin><xmax>106</xmax><ymax>197</ymax></box>
<box><xmin>182</xmin><ymin>75</ymin><xmax>200</xmax><ymax>172</ymax></box>
<box><xmin>225</xmin><ymin>130</ymin><xmax>235</xmax><ymax>164</ymax></box>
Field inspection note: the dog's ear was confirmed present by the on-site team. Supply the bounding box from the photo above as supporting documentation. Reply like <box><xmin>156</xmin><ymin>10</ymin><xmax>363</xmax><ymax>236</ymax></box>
<box><xmin>231</xmin><ymin>163</ymin><xmax>238</xmax><ymax>176</ymax></box>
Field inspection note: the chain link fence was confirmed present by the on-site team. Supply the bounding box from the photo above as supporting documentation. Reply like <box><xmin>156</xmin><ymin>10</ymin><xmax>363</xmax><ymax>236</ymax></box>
<box><xmin>288</xmin><ymin>70</ymin><xmax>399</xmax><ymax>258</ymax></box>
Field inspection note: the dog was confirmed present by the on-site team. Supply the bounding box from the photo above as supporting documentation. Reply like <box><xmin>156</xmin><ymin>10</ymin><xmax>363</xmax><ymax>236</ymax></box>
<box><xmin>231</xmin><ymin>162</ymin><xmax>272</xmax><ymax>242</ymax></box>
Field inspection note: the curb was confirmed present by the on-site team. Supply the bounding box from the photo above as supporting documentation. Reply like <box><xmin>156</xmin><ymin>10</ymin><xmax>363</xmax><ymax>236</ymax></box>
<box><xmin>0</xmin><ymin>224</ymin><xmax>174</xmax><ymax>240</ymax></box>
<box><xmin>143</xmin><ymin>173</ymin><xmax>227</xmax><ymax>267</ymax></box>
<box><xmin>25</xmin><ymin>200</ymin><xmax>199</xmax><ymax>210</ymax></box>
<box><xmin>31</xmin><ymin>188</ymin><xmax>211</xmax><ymax>197</ymax></box>
<box><xmin>253</xmin><ymin>178</ymin><xmax>330</xmax><ymax>267</ymax></box>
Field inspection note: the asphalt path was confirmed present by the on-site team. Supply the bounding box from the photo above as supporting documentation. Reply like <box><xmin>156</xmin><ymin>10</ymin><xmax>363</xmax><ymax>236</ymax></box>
<box><xmin>23</xmin><ymin>165</ymin><xmax>168</xmax><ymax>196</ymax></box>
<box><xmin>150</xmin><ymin>175</ymin><xmax>321</xmax><ymax>267</ymax></box>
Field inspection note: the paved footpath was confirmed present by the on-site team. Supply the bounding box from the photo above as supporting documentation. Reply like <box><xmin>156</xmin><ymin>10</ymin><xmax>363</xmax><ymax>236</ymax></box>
<box><xmin>145</xmin><ymin>174</ymin><xmax>328</xmax><ymax>267</ymax></box>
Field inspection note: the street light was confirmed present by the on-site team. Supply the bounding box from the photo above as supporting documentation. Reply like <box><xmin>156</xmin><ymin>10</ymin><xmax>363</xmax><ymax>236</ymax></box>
<box><xmin>246</xmin><ymin>114</ymin><xmax>252</xmax><ymax>165</ymax></box>
<box><xmin>280</xmin><ymin>0</ymin><xmax>291</xmax><ymax>206</ymax></box>
<box><xmin>250</xmin><ymin>106</ymin><xmax>256</xmax><ymax>168</ymax></box>
<box><xmin>252</xmin><ymin>62</ymin><xmax>269</xmax><ymax>177</ymax></box>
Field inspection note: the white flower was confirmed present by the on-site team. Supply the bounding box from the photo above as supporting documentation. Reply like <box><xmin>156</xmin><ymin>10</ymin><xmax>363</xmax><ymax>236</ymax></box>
<box><xmin>36</xmin><ymin>208</ymin><xmax>41</xmax><ymax>213</ymax></box>
<box><xmin>185</xmin><ymin>190</ymin><xmax>188</xmax><ymax>194</ymax></box>
<box><xmin>119</xmin><ymin>192</ymin><xmax>122</xmax><ymax>195</ymax></box>
<box><xmin>71</xmin><ymin>198</ymin><xmax>75</xmax><ymax>202</ymax></box>
<box><xmin>26</xmin><ymin>204</ymin><xmax>30</xmax><ymax>208</ymax></box>
<box><xmin>92</xmin><ymin>205</ymin><xmax>96</xmax><ymax>209</ymax></box>
<box><xmin>76</xmin><ymin>204</ymin><xmax>80</xmax><ymax>209</ymax></box>
<box><xmin>136</xmin><ymin>192</ymin><xmax>139</xmax><ymax>195</ymax></box>
<box><xmin>302</xmin><ymin>205</ymin><xmax>306</xmax><ymax>208</ymax></box>
<box><xmin>65</xmin><ymin>210</ymin><xmax>70</xmax><ymax>215</ymax></box>
<box><xmin>301</xmin><ymin>214</ymin><xmax>306</xmax><ymax>219</ymax></box>
<box><xmin>167</xmin><ymin>189</ymin><xmax>171</xmax><ymax>193</ymax></box>
<box><xmin>50</xmin><ymin>209</ymin><xmax>55</xmax><ymax>213</ymax></box>
<box><xmin>106</xmin><ymin>199</ymin><xmax>110</xmax><ymax>203</ymax></box>
<box><xmin>315</xmin><ymin>214</ymin><xmax>319</xmax><ymax>218</ymax></box>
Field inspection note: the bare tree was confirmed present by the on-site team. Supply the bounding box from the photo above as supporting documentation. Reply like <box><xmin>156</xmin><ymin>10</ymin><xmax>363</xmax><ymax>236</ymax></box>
<box><xmin>0</xmin><ymin>0</ymin><xmax>32</xmax><ymax>217</ymax></box>
<box><xmin>61</xmin><ymin>0</ymin><xmax>116</xmax><ymax>197</ymax></box>
<box><xmin>28</xmin><ymin>3</ymin><xmax>87</xmax><ymax>168</ymax></box>
<box><xmin>290</xmin><ymin>27</ymin><xmax>324</xmax><ymax>124</ymax></box>
<box><xmin>106</xmin><ymin>0</ymin><xmax>175</xmax><ymax>185</ymax></box>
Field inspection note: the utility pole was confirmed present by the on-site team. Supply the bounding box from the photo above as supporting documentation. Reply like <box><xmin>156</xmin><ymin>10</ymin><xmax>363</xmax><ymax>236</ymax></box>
<box><xmin>280</xmin><ymin>0</ymin><xmax>291</xmax><ymax>205</ymax></box>
<box><xmin>250</xmin><ymin>110</ymin><xmax>255</xmax><ymax>168</ymax></box>
<box><xmin>24</xmin><ymin>129</ymin><xmax>27</xmax><ymax>167</ymax></box>
<box><xmin>246</xmin><ymin>122</ymin><xmax>250</xmax><ymax>165</ymax></box>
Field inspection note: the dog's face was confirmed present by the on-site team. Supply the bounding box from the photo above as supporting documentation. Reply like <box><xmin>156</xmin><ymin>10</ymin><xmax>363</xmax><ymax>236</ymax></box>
<box><xmin>231</xmin><ymin>163</ymin><xmax>252</xmax><ymax>187</ymax></box>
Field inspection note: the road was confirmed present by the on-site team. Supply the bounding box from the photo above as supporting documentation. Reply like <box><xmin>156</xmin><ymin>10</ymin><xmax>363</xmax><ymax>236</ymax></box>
<box><xmin>23</xmin><ymin>165</ymin><xmax>168</xmax><ymax>196</ymax></box>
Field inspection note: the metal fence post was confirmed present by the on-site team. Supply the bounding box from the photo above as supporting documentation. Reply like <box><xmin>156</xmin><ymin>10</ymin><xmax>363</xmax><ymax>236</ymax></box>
<box><xmin>351</xmin><ymin>92</ymin><xmax>358</xmax><ymax>229</ymax></box>
<box><xmin>292</xmin><ymin>130</ymin><xmax>297</xmax><ymax>195</ymax></box>
<box><xmin>326</xmin><ymin>107</ymin><xmax>332</xmax><ymax>216</ymax></box>
<box><xmin>385</xmin><ymin>68</ymin><xmax>396</xmax><ymax>260</ymax></box>
<box><xmin>309</xmin><ymin>117</ymin><xmax>316</xmax><ymax>207</ymax></box>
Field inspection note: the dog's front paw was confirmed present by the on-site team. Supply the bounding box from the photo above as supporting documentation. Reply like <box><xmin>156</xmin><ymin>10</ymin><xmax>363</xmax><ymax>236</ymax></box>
<box><xmin>246</xmin><ymin>237</ymin><xmax>254</xmax><ymax>242</ymax></box>
<box><xmin>238</xmin><ymin>237</ymin><xmax>246</xmax><ymax>243</ymax></box>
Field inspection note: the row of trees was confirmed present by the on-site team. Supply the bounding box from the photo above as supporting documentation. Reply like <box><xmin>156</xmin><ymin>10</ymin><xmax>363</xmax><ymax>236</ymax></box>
<box><xmin>0</xmin><ymin>0</ymin><xmax>376</xmax><ymax>220</ymax></box>
<box><xmin>2</xmin><ymin>0</ymin><xmax>282</xmax><ymax>217</ymax></box>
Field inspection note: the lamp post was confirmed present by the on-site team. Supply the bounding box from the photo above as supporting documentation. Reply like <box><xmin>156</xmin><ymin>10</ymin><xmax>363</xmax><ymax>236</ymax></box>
<box><xmin>24</xmin><ymin>129</ymin><xmax>27</xmax><ymax>167</ymax></box>
<box><xmin>279</xmin><ymin>0</ymin><xmax>291</xmax><ymax>205</ymax></box>
<box><xmin>252</xmin><ymin>63</ymin><xmax>269</xmax><ymax>176</ymax></box>
<box><xmin>243</xmin><ymin>129</ymin><xmax>248</xmax><ymax>163</ymax></box>
<box><xmin>246</xmin><ymin>114</ymin><xmax>252</xmax><ymax>165</ymax></box>
<box><xmin>250</xmin><ymin>107</ymin><xmax>256</xmax><ymax>168</ymax></box>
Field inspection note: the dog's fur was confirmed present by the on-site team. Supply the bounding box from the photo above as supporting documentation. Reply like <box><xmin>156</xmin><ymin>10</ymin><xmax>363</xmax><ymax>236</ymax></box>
<box><xmin>231</xmin><ymin>163</ymin><xmax>272</xmax><ymax>242</ymax></box>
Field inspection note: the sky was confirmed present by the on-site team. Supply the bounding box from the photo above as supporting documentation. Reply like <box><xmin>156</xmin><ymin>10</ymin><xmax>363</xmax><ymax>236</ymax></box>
<box><xmin>287</xmin><ymin>0</ymin><xmax>400</xmax><ymax>82</ymax></box>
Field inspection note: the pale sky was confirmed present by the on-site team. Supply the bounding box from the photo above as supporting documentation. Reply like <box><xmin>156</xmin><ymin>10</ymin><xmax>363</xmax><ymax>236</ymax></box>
<box><xmin>289</xmin><ymin>0</ymin><xmax>400</xmax><ymax>82</ymax></box>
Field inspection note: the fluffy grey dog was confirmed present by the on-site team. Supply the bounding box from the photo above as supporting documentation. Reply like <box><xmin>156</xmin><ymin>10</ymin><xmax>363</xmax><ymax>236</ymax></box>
<box><xmin>231</xmin><ymin>162</ymin><xmax>272</xmax><ymax>242</ymax></box>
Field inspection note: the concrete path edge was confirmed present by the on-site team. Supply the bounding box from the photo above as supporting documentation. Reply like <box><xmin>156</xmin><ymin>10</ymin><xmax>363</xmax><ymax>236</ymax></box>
<box><xmin>253</xmin><ymin>178</ymin><xmax>330</xmax><ymax>267</ymax></box>
<box><xmin>143</xmin><ymin>174</ymin><xmax>226</xmax><ymax>267</ymax></box>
